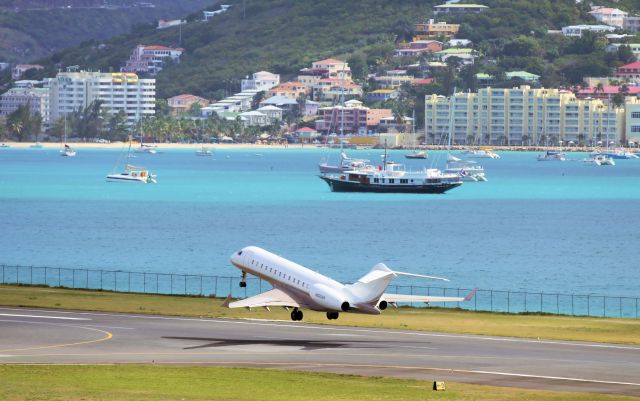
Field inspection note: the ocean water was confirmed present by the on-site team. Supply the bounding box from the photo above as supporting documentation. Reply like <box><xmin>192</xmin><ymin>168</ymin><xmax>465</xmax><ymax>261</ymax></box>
<box><xmin>1</xmin><ymin>146</ymin><xmax>639</xmax><ymax>297</ymax></box>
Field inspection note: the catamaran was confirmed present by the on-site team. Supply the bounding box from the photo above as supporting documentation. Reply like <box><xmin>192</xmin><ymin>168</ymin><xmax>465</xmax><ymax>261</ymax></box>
<box><xmin>106</xmin><ymin>143</ymin><xmax>157</xmax><ymax>183</ymax></box>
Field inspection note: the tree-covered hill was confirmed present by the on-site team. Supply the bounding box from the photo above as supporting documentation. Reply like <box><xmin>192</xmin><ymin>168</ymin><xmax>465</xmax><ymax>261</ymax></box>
<box><xmin>16</xmin><ymin>0</ymin><xmax>639</xmax><ymax>99</ymax></box>
<box><xmin>0</xmin><ymin>0</ymin><xmax>212</xmax><ymax>63</ymax></box>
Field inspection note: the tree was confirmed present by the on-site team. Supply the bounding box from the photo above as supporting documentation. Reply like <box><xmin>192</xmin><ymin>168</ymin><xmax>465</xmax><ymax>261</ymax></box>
<box><xmin>106</xmin><ymin>110</ymin><xmax>128</xmax><ymax>141</ymax></box>
<box><xmin>6</xmin><ymin>103</ymin><xmax>41</xmax><ymax>142</ymax></box>
<box><xmin>618</xmin><ymin>44</ymin><xmax>635</xmax><ymax>64</ymax></box>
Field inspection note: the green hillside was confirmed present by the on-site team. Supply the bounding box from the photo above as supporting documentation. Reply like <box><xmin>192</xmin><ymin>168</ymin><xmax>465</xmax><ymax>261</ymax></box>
<box><xmin>28</xmin><ymin>0</ymin><xmax>618</xmax><ymax>100</ymax></box>
<box><xmin>0</xmin><ymin>0</ymin><xmax>212</xmax><ymax>63</ymax></box>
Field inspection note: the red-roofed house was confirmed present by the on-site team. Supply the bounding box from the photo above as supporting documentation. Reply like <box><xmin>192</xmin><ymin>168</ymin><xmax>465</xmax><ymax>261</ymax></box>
<box><xmin>394</xmin><ymin>40</ymin><xmax>443</xmax><ymax>57</ymax></box>
<box><xmin>294</xmin><ymin>126</ymin><xmax>320</xmax><ymax>142</ymax></box>
<box><xmin>412</xmin><ymin>78</ymin><xmax>435</xmax><ymax>86</ymax></box>
<box><xmin>616</xmin><ymin>61</ymin><xmax>640</xmax><ymax>80</ymax></box>
<box><xmin>311</xmin><ymin>58</ymin><xmax>352</xmax><ymax>80</ymax></box>
<box><xmin>574</xmin><ymin>85</ymin><xmax>640</xmax><ymax>99</ymax></box>
<box><xmin>167</xmin><ymin>94</ymin><xmax>210</xmax><ymax>115</ymax></box>
<box><xmin>589</xmin><ymin>8</ymin><xmax>627</xmax><ymax>27</ymax></box>
<box><xmin>122</xmin><ymin>44</ymin><xmax>185</xmax><ymax>75</ymax></box>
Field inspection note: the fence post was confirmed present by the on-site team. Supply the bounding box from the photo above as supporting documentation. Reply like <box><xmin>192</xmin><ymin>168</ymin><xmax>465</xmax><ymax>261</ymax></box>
<box><xmin>171</xmin><ymin>274</ymin><xmax>174</xmax><ymax>295</ymax></box>
<box><xmin>604</xmin><ymin>297</ymin><xmax>606</xmax><ymax>317</ymax></box>
<box><xmin>144</xmin><ymin>273</ymin><xmax>146</xmax><ymax>293</ymax></box>
<box><xmin>16</xmin><ymin>265</ymin><xmax>19</xmax><ymax>284</ymax></box>
<box><xmin>215</xmin><ymin>276</ymin><xmax>218</xmax><ymax>297</ymax></box>
<box><xmin>571</xmin><ymin>294</ymin><xmax>574</xmax><ymax>316</ymax></box>
<box><xmin>524</xmin><ymin>292</ymin><xmax>527</xmax><ymax>312</ymax></box>
<box><xmin>100</xmin><ymin>270</ymin><xmax>103</xmax><ymax>290</ymax></box>
<box><xmin>557</xmin><ymin>294</ymin><xmax>559</xmax><ymax>315</ymax></box>
<box><xmin>200</xmin><ymin>275</ymin><xmax>203</xmax><ymax>295</ymax></box>
<box><xmin>619</xmin><ymin>297</ymin><xmax>622</xmax><ymax>318</ymax></box>
<box><xmin>58</xmin><ymin>268</ymin><xmax>61</xmax><ymax>287</ymax></box>
<box><xmin>184</xmin><ymin>275</ymin><xmax>187</xmax><ymax>294</ymax></box>
<box><xmin>588</xmin><ymin>295</ymin><xmax>590</xmax><ymax>316</ymax></box>
<box><xmin>85</xmin><ymin>269</ymin><xmax>88</xmax><ymax>288</ymax></box>
<box><xmin>128</xmin><ymin>272</ymin><xmax>131</xmax><ymax>292</ymax></box>
<box><xmin>507</xmin><ymin>291</ymin><xmax>510</xmax><ymax>313</ymax></box>
<box><xmin>44</xmin><ymin>267</ymin><xmax>47</xmax><ymax>286</ymax></box>
<box><xmin>2</xmin><ymin>264</ymin><xmax>4</xmax><ymax>284</ymax></box>
<box><xmin>156</xmin><ymin>274</ymin><xmax>159</xmax><ymax>294</ymax></box>
<box><xmin>490</xmin><ymin>290</ymin><xmax>493</xmax><ymax>311</ymax></box>
<box><xmin>540</xmin><ymin>292</ymin><xmax>543</xmax><ymax>313</ymax></box>
<box><xmin>72</xmin><ymin>269</ymin><xmax>75</xmax><ymax>288</ymax></box>
<box><xmin>30</xmin><ymin>266</ymin><xmax>33</xmax><ymax>285</ymax></box>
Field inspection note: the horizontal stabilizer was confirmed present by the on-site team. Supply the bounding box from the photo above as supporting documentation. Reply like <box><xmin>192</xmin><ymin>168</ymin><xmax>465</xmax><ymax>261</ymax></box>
<box><xmin>383</xmin><ymin>288</ymin><xmax>475</xmax><ymax>304</ymax></box>
<box><xmin>392</xmin><ymin>270</ymin><xmax>450</xmax><ymax>282</ymax></box>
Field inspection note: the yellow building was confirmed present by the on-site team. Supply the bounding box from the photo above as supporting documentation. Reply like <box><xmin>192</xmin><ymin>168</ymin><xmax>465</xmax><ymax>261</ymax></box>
<box><xmin>425</xmin><ymin>85</ymin><xmax>627</xmax><ymax>146</ymax></box>
<box><xmin>414</xmin><ymin>19</ymin><xmax>460</xmax><ymax>40</ymax></box>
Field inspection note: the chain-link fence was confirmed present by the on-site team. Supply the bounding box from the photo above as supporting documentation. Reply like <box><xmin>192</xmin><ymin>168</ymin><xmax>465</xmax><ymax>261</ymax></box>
<box><xmin>1</xmin><ymin>264</ymin><xmax>637</xmax><ymax>318</ymax></box>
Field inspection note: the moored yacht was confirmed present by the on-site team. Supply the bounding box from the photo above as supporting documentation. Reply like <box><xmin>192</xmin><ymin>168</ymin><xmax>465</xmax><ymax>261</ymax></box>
<box><xmin>583</xmin><ymin>154</ymin><xmax>615</xmax><ymax>166</ymax></box>
<box><xmin>106</xmin><ymin>164</ymin><xmax>157</xmax><ymax>183</ymax></box>
<box><xmin>318</xmin><ymin>151</ymin><xmax>370</xmax><ymax>173</ymax></box>
<box><xmin>461</xmin><ymin>148</ymin><xmax>500</xmax><ymax>159</ymax></box>
<box><xmin>135</xmin><ymin>143</ymin><xmax>157</xmax><ymax>154</ymax></box>
<box><xmin>444</xmin><ymin>154</ymin><xmax>487</xmax><ymax>182</ymax></box>
<box><xmin>594</xmin><ymin>148</ymin><xmax>638</xmax><ymax>159</ymax></box>
<box><xmin>320</xmin><ymin>161</ymin><xmax>462</xmax><ymax>193</ymax></box>
<box><xmin>405</xmin><ymin>150</ymin><xmax>428</xmax><ymax>159</ymax></box>
<box><xmin>195</xmin><ymin>145</ymin><xmax>213</xmax><ymax>156</ymax></box>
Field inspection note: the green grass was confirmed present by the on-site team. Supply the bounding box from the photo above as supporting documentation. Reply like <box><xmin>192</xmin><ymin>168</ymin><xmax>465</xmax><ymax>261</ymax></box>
<box><xmin>2</xmin><ymin>284</ymin><xmax>640</xmax><ymax>345</ymax></box>
<box><xmin>0</xmin><ymin>365</ymin><xmax>638</xmax><ymax>401</ymax></box>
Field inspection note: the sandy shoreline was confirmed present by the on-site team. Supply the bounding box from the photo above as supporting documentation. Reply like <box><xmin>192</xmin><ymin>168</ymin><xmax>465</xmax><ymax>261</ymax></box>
<box><xmin>1</xmin><ymin>141</ymin><xmax>636</xmax><ymax>152</ymax></box>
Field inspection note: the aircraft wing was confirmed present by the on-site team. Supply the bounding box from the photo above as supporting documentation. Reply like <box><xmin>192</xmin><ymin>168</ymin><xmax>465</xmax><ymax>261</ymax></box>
<box><xmin>383</xmin><ymin>289</ymin><xmax>476</xmax><ymax>305</ymax></box>
<box><xmin>224</xmin><ymin>288</ymin><xmax>305</xmax><ymax>309</ymax></box>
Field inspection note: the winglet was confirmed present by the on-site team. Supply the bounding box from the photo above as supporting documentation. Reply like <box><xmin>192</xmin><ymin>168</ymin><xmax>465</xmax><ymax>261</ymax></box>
<box><xmin>464</xmin><ymin>288</ymin><xmax>477</xmax><ymax>302</ymax></box>
<box><xmin>221</xmin><ymin>294</ymin><xmax>232</xmax><ymax>308</ymax></box>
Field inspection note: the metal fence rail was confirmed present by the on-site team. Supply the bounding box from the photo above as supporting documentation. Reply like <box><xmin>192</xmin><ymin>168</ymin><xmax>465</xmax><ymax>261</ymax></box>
<box><xmin>1</xmin><ymin>264</ymin><xmax>637</xmax><ymax>319</ymax></box>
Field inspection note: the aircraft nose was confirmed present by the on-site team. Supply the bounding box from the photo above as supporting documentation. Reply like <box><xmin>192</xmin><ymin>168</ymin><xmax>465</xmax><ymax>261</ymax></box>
<box><xmin>230</xmin><ymin>249</ymin><xmax>244</xmax><ymax>266</ymax></box>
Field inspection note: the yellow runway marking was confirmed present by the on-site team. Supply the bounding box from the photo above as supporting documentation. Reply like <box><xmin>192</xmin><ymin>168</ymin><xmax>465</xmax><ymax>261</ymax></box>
<box><xmin>0</xmin><ymin>325</ymin><xmax>113</xmax><ymax>353</ymax></box>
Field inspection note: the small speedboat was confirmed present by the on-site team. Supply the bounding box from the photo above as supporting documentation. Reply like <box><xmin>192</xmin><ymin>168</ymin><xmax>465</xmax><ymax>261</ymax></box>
<box><xmin>537</xmin><ymin>151</ymin><xmax>565</xmax><ymax>161</ymax></box>
<box><xmin>405</xmin><ymin>150</ymin><xmax>428</xmax><ymax>159</ymax></box>
<box><xmin>135</xmin><ymin>144</ymin><xmax>157</xmax><ymax>154</ymax></box>
<box><xmin>106</xmin><ymin>164</ymin><xmax>157</xmax><ymax>183</ymax></box>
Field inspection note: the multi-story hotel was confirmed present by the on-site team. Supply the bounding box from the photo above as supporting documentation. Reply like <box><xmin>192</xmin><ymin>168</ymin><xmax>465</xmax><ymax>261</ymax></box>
<box><xmin>49</xmin><ymin>71</ymin><xmax>155</xmax><ymax>126</ymax></box>
<box><xmin>0</xmin><ymin>86</ymin><xmax>50</xmax><ymax>124</ymax></box>
<box><xmin>425</xmin><ymin>86</ymin><xmax>628</xmax><ymax>146</ymax></box>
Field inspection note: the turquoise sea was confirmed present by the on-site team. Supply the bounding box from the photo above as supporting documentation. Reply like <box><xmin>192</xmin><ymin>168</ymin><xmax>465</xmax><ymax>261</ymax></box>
<box><xmin>1</xmin><ymin>146</ymin><xmax>639</xmax><ymax>298</ymax></box>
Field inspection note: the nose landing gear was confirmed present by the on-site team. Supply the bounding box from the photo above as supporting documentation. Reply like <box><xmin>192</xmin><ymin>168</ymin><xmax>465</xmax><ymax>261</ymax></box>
<box><xmin>239</xmin><ymin>271</ymin><xmax>247</xmax><ymax>288</ymax></box>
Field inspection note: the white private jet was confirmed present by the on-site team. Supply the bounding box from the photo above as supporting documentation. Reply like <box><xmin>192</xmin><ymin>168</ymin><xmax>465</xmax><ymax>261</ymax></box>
<box><xmin>226</xmin><ymin>246</ymin><xmax>475</xmax><ymax>321</ymax></box>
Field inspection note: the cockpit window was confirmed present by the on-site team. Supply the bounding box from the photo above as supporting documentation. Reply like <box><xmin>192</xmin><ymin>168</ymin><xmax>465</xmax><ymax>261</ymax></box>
<box><xmin>238</xmin><ymin>251</ymin><xmax>243</xmax><ymax>255</ymax></box>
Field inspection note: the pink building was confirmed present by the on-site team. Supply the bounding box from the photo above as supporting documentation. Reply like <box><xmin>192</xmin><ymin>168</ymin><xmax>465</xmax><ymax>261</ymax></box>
<box><xmin>11</xmin><ymin>64</ymin><xmax>44</xmax><ymax>80</ymax></box>
<box><xmin>575</xmin><ymin>85</ymin><xmax>640</xmax><ymax>99</ymax></box>
<box><xmin>616</xmin><ymin>61</ymin><xmax>640</xmax><ymax>80</ymax></box>
<box><xmin>394</xmin><ymin>40</ymin><xmax>443</xmax><ymax>57</ymax></box>
<box><xmin>121</xmin><ymin>45</ymin><xmax>185</xmax><ymax>75</ymax></box>
<box><xmin>167</xmin><ymin>94</ymin><xmax>210</xmax><ymax>115</ymax></box>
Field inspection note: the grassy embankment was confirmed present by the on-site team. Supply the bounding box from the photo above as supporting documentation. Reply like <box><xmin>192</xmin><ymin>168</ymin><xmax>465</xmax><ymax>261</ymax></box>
<box><xmin>2</xmin><ymin>284</ymin><xmax>640</xmax><ymax>344</ymax></box>
<box><xmin>1</xmin><ymin>365</ymin><xmax>638</xmax><ymax>401</ymax></box>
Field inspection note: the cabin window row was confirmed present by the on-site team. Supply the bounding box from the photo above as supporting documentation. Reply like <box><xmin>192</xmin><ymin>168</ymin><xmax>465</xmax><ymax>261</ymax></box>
<box><xmin>373</xmin><ymin>178</ymin><xmax>413</xmax><ymax>184</ymax></box>
<box><xmin>250</xmin><ymin>259</ymin><xmax>309</xmax><ymax>288</ymax></box>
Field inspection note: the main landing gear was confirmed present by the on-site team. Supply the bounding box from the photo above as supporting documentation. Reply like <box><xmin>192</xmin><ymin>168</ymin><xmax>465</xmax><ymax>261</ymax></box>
<box><xmin>290</xmin><ymin>308</ymin><xmax>303</xmax><ymax>321</ymax></box>
<box><xmin>326</xmin><ymin>311</ymin><xmax>339</xmax><ymax>320</ymax></box>
<box><xmin>239</xmin><ymin>271</ymin><xmax>247</xmax><ymax>288</ymax></box>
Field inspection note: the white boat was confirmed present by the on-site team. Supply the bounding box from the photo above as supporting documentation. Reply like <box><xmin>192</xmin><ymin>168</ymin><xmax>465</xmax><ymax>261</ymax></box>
<box><xmin>195</xmin><ymin>145</ymin><xmax>213</xmax><ymax>156</ymax></box>
<box><xmin>319</xmin><ymin>151</ymin><xmax>370</xmax><ymax>173</ymax></box>
<box><xmin>0</xmin><ymin>143</ymin><xmax>10</xmax><ymax>148</ymax></box>
<box><xmin>60</xmin><ymin>144</ymin><xmax>76</xmax><ymax>157</ymax></box>
<box><xmin>106</xmin><ymin>164</ymin><xmax>157</xmax><ymax>183</ymax></box>
<box><xmin>584</xmin><ymin>154</ymin><xmax>615</xmax><ymax>166</ymax></box>
<box><xmin>405</xmin><ymin>150</ymin><xmax>428</xmax><ymax>159</ymax></box>
<box><xmin>461</xmin><ymin>148</ymin><xmax>500</xmax><ymax>159</ymax></box>
<box><xmin>135</xmin><ymin>143</ymin><xmax>157</xmax><ymax>154</ymax></box>
<box><xmin>405</xmin><ymin>110</ymin><xmax>427</xmax><ymax>159</ymax></box>
<box><xmin>536</xmin><ymin>151</ymin><xmax>565</xmax><ymax>161</ymax></box>
<box><xmin>593</xmin><ymin>148</ymin><xmax>638</xmax><ymax>159</ymax></box>
<box><xmin>444</xmin><ymin>154</ymin><xmax>487</xmax><ymax>182</ymax></box>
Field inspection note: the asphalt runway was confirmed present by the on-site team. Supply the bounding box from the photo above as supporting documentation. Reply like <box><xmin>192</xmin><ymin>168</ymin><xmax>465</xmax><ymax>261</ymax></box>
<box><xmin>1</xmin><ymin>306</ymin><xmax>639</xmax><ymax>396</ymax></box>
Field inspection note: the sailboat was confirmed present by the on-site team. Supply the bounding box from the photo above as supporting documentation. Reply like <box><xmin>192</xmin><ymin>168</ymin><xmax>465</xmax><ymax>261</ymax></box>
<box><xmin>60</xmin><ymin>114</ymin><xmax>76</xmax><ymax>157</ymax></box>
<box><xmin>106</xmin><ymin>142</ymin><xmax>157</xmax><ymax>183</ymax></box>
<box><xmin>405</xmin><ymin>110</ymin><xmax>427</xmax><ymax>159</ymax></box>
<box><xmin>195</xmin><ymin>144</ymin><xmax>213</xmax><ymax>156</ymax></box>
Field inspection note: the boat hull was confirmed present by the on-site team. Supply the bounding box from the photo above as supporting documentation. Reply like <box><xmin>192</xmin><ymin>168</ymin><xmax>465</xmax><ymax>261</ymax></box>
<box><xmin>319</xmin><ymin>176</ymin><xmax>461</xmax><ymax>194</ymax></box>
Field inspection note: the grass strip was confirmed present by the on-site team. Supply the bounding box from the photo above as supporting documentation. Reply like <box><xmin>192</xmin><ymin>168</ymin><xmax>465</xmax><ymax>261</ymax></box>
<box><xmin>1</xmin><ymin>284</ymin><xmax>640</xmax><ymax>344</ymax></box>
<box><xmin>0</xmin><ymin>365</ymin><xmax>637</xmax><ymax>401</ymax></box>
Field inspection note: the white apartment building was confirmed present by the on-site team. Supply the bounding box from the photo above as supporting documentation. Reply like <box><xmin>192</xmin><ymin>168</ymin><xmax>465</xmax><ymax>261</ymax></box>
<box><xmin>241</xmin><ymin>71</ymin><xmax>280</xmax><ymax>92</ymax></box>
<box><xmin>49</xmin><ymin>71</ymin><xmax>155</xmax><ymax>126</ymax></box>
<box><xmin>425</xmin><ymin>86</ymin><xmax>626</xmax><ymax>146</ymax></box>
<box><xmin>561</xmin><ymin>24</ymin><xmax>616</xmax><ymax>37</ymax></box>
<box><xmin>0</xmin><ymin>86</ymin><xmax>50</xmax><ymax>124</ymax></box>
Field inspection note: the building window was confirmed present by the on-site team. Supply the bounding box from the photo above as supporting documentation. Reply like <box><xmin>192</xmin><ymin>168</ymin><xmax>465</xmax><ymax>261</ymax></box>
<box><xmin>631</xmin><ymin>125</ymin><xmax>640</xmax><ymax>133</ymax></box>
<box><xmin>632</xmin><ymin>112</ymin><xmax>640</xmax><ymax>119</ymax></box>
